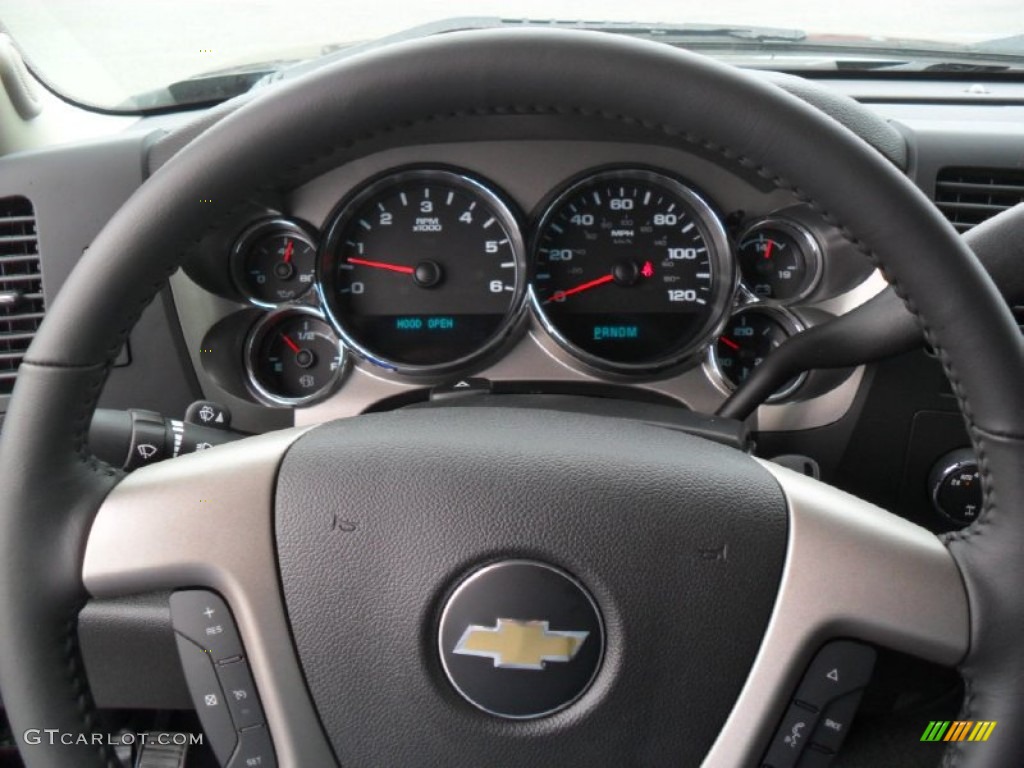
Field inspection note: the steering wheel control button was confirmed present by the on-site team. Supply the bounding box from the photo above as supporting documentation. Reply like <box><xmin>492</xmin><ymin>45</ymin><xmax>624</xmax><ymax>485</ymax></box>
<box><xmin>763</xmin><ymin>701</ymin><xmax>818</xmax><ymax>768</ymax></box>
<box><xmin>809</xmin><ymin>690</ymin><xmax>861</xmax><ymax>754</ymax></box>
<box><xmin>438</xmin><ymin>560</ymin><xmax>604</xmax><ymax>719</ymax></box>
<box><xmin>227</xmin><ymin>725</ymin><xmax>276</xmax><ymax>768</ymax></box>
<box><xmin>763</xmin><ymin>642</ymin><xmax>875</xmax><ymax>767</ymax></box>
<box><xmin>171</xmin><ymin>591</ymin><xmax>276</xmax><ymax>766</ymax></box>
<box><xmin>217</xmin><ymin>660</ymin><xmax>265</xmax><ymax>730</ymax></box>
<box><xmin>174</xmin><ymin>633</ymin><xmax>238</xmax><ymax>765</ymax></box>
<box><xmin>793</xmin><ymin>640</ymin><xmax>876</xmax><ymax>712</ymax></box>
<box><xmin>170</xmin><ymin>590</ymin><xmax>243</xmax><ymax>663</ymax></box>
<box><xmin>929</xmin><ymin>448</ymin><xmax>982</xmax><ymax>526</ymax></box>
<box><xmin>185</xmin><ymin>400</ymin><xmax>232</xmax><ymax>430</ymax></box>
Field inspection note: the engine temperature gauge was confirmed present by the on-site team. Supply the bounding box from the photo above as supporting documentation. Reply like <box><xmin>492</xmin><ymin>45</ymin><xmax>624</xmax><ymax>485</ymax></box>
<box><xmin>737</xmin><ymin>219</ymin><xmax>821</xmax><ymax>304</ymax></box>
<box><xmin>245</xmin><ymin>309</ymin><xmax>345</xmax><ymax>406</ymax></box>
<box><xmin>708</xmin><ymin>307</ymin><xmax>806</xmax><ymax>402</ymax></box>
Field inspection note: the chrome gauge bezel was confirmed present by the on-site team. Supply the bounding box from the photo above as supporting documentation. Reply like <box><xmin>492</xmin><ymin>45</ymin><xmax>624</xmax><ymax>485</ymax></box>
<box><xmin>705</xmin><ymin>305</ymin><xmax>808</xmax><ymax>403</ymax></box>
<box><xmin>736</xmin><ymin>217</ymin><xmax>823</xmax><ymax>306</ymax></box>
<box><xmin>528</xmin><ymin>169</ymin><xmax>736</xmax><ymax>376</ymax></box>
<box><xmin>317</xmin><ymin>168</ymin><xmax>528</xmax><ymax>377</ymax></box>
<box><xmin>231</xmin><ymin>217</ymin><xmax>319</xmax><ymax>309</ymax></box>
<box><xmin>243</xmin><ymin>306</ymin><xmax>346</xmax><ymax>407</ymax></box>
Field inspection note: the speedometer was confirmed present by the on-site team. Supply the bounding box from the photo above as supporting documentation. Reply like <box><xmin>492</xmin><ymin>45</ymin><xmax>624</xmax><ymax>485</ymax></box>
<box><xmin>319</xmin><ymin>169</ymin><xmax>526</xmax><ymax>374</ymax></box>
<box><xmin>530</xmin><ymin>169</ymin><xmax>734</xmax><ymax>372</ymax></box>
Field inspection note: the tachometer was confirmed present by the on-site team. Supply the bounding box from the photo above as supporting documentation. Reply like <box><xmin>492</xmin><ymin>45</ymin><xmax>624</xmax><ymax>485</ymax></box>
<box><xmin>319</xmin><ymin>169</ymin><xmax>526</xmax><ymax>374</ymax></box>
<box><xmin>530</xmin><ymin>169</ymin><xmax>733</xmax><ymax>372</ymax></box>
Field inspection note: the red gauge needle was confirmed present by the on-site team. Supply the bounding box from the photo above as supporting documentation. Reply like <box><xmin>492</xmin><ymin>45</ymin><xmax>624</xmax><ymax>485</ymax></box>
<box><xmin>719</xmin><ymin>336</ymin><xmax>741</xmax><ymax>351</ymax></box>
<box><xmin>348</xmin><ymin>257</ymin><xmax>415</xmax><ymax>275</ymax></box>
<box><xmin>546</xmin><ymin>273</ymin><xmax>615</xmax><ymax>304</ymax></box>
<box><xmin>283</xmin><ymin>239</ymin><xmax>294</xmax><ymax>264</ymax></box>
<box><xmin>281</xmin><ymin>334</ymin><xmax>301</xmax><ymax>354</ymax></box>
<box><xmin>763</xmin><ymin>240</ymin><xmax>775</xmax><ymax>261</ymax></box>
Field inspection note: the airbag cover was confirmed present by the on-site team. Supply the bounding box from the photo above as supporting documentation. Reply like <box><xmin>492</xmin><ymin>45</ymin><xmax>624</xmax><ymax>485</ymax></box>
<box><xmin>275</xmin><ymin>407</ymin><xmax>787</xmax><ymax>766</ymax></box>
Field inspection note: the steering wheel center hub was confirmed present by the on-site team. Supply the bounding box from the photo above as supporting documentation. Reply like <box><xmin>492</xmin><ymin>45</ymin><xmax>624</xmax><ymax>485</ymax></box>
<box><xmin>274</xmin><ymin>407</ymin><xmax>787</xmax><ymax>766</ymax></box>
<box><xmin>438</xmin><ymin>559</ymin><xmax>604</xmax><ymax>719</ymax></box>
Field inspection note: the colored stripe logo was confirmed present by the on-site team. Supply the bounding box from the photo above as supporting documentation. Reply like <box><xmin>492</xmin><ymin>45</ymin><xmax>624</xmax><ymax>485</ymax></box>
<box><xmin>921</xmin><ymin>721</ymin><xmax>997</xmax><ymax>742</ymax></box>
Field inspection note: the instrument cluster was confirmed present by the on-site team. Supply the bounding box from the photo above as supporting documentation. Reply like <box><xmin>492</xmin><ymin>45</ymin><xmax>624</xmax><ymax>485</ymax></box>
<box><xmin>210</xmin><ymin>164</ymin><xmax>848</xmax><ymax>408</ymax></box>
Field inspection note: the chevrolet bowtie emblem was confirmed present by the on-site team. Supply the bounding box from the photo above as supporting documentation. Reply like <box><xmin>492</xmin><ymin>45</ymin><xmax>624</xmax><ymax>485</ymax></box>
<box><xmin>453</xmin><ymin>619</ymin><xmax>589</xmax><ymax>670</ymax></box>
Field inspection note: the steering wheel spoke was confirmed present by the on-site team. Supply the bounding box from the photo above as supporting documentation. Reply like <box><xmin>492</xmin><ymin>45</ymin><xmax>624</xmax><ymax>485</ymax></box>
<box><xmin>706</xmin><ymin>460</ymin><xmax>968</xmax><ymax>765</ymax></box>
<box><xmin>83</xmin><ymin>427</ymin><xmax>336</xmax><ymax>766</ymax></box>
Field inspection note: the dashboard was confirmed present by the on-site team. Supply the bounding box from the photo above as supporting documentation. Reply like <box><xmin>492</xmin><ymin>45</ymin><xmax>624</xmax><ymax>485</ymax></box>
<box><xmin>3</xmin><ymin>36</ymin><xmax>1024</xmax><ymax>767</ymax></box>
<box><xmin>176</xmin><ymin>140</ymin><xmax>877</xmax><ymax>433</ymax></box>
<box><xmin>1</xmin><ymin>65</ymin><xmax>1022</xmax><ymax>542</ymax></box>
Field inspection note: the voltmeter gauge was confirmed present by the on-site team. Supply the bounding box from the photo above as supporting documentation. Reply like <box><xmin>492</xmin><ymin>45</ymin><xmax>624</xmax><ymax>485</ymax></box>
<box><xmin>232</xmin><ymin>218</ymin><xmax>318</xmax><ymax>307</ymax></box>
<box><xmin>737</xmin><ymin>219</ymin><xmax>822</xmax><ymax>304</ymax></box>
<box><xmin>707</xmin><ymin>307</ymin><xmax>806</xmax><ymax>402</ymax></box>
<box><xmin>245</xmin><ymin>308</ymin><xmax>345</xmax><ymax>406</ymax></box>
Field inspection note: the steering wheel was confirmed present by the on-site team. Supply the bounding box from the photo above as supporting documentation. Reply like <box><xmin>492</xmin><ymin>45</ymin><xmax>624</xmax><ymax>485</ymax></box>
<box><xmin>1</xmin><ymin>29</ymin><xmax>1022</xmax><ymax>768</ymax></box>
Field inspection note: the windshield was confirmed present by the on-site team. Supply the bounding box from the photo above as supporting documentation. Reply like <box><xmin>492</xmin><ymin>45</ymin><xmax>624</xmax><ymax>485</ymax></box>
<box><xmin>1</xmin><ymin>0</ymin><xmax>1021</xmax><ymax>112</ymax></box>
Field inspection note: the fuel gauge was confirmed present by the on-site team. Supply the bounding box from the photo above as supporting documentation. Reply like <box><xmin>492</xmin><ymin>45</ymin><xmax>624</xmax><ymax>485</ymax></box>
<box><xmin>245</xmin><ymin>308</ymin><xmax>345</xmax><ymax>406</ymax></box>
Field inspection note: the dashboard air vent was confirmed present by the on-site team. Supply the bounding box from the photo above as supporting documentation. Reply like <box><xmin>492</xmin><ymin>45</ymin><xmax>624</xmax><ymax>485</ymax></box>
<box><xmin>935</xmin><ymin>167</ymin><xmax>1024</xmax><ymax>233</ymax></box>
<box><xmin>0</xmin><ymin>196</ymin><xmax>43</xmax><ymax>396</ymax></box>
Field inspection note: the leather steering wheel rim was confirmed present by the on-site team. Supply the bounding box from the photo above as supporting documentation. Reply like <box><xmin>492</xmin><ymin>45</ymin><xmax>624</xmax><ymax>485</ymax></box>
<box><xmin>2</xmin><ymin>28</ymin><xmax>1023</xmax><ymax>768</ymax></box>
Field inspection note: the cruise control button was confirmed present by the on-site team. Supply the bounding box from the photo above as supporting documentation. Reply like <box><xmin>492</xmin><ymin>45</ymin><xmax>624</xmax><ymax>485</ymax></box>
<box><xmin>174</xmin><ymin>634</ymin><xmax>237</xmax><ymax>765</ymax></box>
<box><xmin>217</xmin><ymin>659</ymin><xmax>265</xmax><ymax>730</ymax></box>
<box><xmin>811</xmin><ymin>690</ymin><xmax>862</xmax><ymax>753</ymax></box>
<box><xmin>794</xmin><ymin>641</ymin><xmax>876</xmax><ymax>711</ymax></box>
<box><xmin>170</xmin><ymin>590</ymin><xmax>243</xmax><ymax>662</ymax></box>
<box><xmin>227</xmin><ymin>725</ymin><xmax>276</xmax><ymax>768</ymax></box>
<box><xmin>763</xmin><ymin>702</ymin><xmax>818</xmax><ymax>768</ymax></box>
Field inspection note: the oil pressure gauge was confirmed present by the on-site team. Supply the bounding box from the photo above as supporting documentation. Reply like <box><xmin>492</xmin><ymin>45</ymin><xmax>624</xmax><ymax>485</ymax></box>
<box><xmin>737</xmin><ymin>219</ymin><xmax>822</xmax><ymax>304</ymax></box>
<box><xmin>232</xmin><ymin>218</ymin><xmax>318</xmax><ymax>307</ymax></box>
